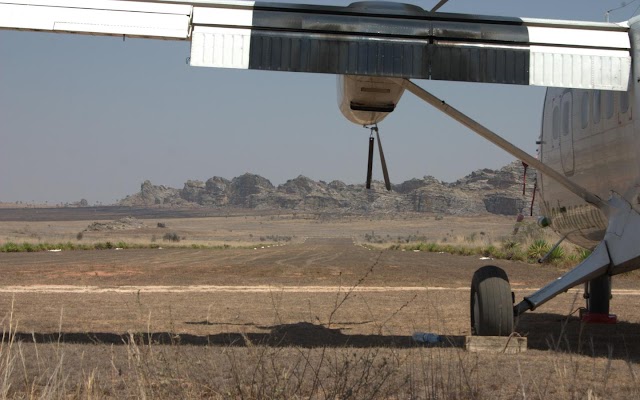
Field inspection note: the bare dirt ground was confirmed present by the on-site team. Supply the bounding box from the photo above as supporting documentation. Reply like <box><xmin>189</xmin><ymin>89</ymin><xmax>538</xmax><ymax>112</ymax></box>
<box><xmin>0</xmin><ymin>208</ymin><xmax>522</xmax><ymax>246</ymax></box>
<box><xmin>0</xmin><ymin>213</ymin><xmax>640</xmax><ymax>398</ymax></box>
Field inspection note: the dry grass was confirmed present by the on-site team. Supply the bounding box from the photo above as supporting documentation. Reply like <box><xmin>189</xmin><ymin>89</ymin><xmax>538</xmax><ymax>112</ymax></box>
<box><xmin>0</xmin><ymin>212</ymin><xmax>638</xmax><ymax>398</ymax></box>
<box><xmin>1</xmin><ymin>213</ymin><xmax>547</xmax><ymax>259</ymax></box>
<box><xmin>0</xmin><ymin>290</ymin><xmax>639</xmax><ymax>399</ymax></box>
<box><xmin>0</xmin><ymin>213</ymin><xmax>517</xmax><ymax>247</ymax></box>
<box><xmin>361</xmin><ymin>219</ymin><xmax>586</xmax><ymax>267</ymax></box>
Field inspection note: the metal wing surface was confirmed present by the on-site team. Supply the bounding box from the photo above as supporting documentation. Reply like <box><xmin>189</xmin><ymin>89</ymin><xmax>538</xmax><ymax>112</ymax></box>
<box><xmin>0</xmin><ymin>0</ymin><xmax>632</xmax><ymax>90</ymax></box>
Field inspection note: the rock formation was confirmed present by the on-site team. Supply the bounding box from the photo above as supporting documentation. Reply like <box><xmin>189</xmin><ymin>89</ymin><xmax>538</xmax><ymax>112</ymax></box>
<box><xmin>118</xmin><ymin>161</ymin><xmax>537</xmax><ymax>216</ymax></box>
<box><xmin>120</xmin><ymin>180</ymin><xmax>183</xmax><ymax>207</ymax></box>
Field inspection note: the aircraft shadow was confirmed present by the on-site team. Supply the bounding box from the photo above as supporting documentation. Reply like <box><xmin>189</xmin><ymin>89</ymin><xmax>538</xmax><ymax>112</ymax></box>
<box><xmin>517</xmin><ymin>312</ymin><xmax>640</xmax><ymax>361</ymax></box>
<box><xmin>6</xmin><ymin>314</ymin><xmax>640</xmax><ymax>360</ymax></box>
<box><xmin>8</xmin><ymin>322</ymin><xmax>466</xmax><ymax>349</ymax></box>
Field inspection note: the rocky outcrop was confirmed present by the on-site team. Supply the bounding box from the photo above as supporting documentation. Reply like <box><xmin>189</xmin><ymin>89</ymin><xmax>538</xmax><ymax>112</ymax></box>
<box><xmin>204</xmin><ymin>177</ymin><xmax>231</xmax><ymax>205</ymax></box>
<box><xmin>181</xmin><ymin>180</ymin><xmax>206</xmax><ymax>203</ymax></box>
<box><xmin>178</xmin><ymin>178</ymin><xmax>233</xmax><ymax>206</ymax></box>
<box><xmin>393</xmin><ymin>176</ymin><xmax>440</xmax><ymax>194</ymax></box>
<box><xmin>484</xmin><ymin>195</ymin><xmax>523</xmax><ymax>215</ymax></box>
<box><xmin>119</xmin><ymin>180</ymin><xmax>183</xmax><ymax>207</ymax></box>
<box><xmin>118</xmin><ymin>161</ymin><xmax>537</xmax><ymax>216</ymax></box>
<box><xmin>229</xmin><ymin>173</ymin><xmax>275</xmax><ymax>207</ymax></box>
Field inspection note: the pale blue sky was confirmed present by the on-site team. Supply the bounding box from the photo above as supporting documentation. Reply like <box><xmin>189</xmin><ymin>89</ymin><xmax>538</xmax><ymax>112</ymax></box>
<box><xmin>0</xmin><ymin>0</ymin><xmax>634</xmax><ymax>204</ymax></box>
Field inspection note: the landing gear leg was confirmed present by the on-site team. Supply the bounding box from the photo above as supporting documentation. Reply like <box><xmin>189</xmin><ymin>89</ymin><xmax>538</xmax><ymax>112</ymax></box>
<box><xmin>470</xmin><ymin>266</ymin><xmax>514</xmax><ymax>336</ymax></box>
<box><xmin>581</xmin><ymin>275</ymin><xmax>617</xmax><ymax>324</ymax></box>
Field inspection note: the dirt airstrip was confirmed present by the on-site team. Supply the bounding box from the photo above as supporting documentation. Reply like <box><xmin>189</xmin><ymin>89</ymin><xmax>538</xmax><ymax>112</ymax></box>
<box><xmin>1</xmin><ymin>234</ymin><xmax>640</xmax><ymax>397</ymax></box>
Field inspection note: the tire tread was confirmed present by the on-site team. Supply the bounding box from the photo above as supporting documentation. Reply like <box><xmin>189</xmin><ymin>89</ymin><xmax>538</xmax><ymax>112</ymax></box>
<box><xmin>470</xmin><ymin>265</ymin><xmax>514</xmax><ymax>336</ymax></box>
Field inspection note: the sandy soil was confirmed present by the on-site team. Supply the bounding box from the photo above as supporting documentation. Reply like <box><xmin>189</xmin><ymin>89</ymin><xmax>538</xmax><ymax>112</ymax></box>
<box><xmin>0</xmin><ymin>210</ymin><xmax>523</xmax><ymax>247</ymax></box>
<box><xmin>0</xmin><ymin>231</ymin><xmax>639</xmax><ymax>397</ymax></box>
<box><xmin>1</xmin><ymin>237</ymin><xmax>639</xmax><ymax>344</ymax></box>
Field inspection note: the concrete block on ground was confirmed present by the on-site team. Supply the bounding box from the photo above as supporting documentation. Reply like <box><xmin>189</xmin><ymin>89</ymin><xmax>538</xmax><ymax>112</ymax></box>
<box><xmin>465</xmin><ymin>335</ymin><xmax>527</xmax><ymax>354</ymax></box>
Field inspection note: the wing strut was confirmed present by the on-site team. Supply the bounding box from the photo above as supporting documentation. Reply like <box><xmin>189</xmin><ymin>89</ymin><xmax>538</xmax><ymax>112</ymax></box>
<box><xmin>400</xmin><ymin>79</ymin><xmax>608</xmax><ymax>211</ymax></box>
<box><xmin>430</xmin><ymin>0</ymin><xmax>450</xmax><ymax>12</ymax></box>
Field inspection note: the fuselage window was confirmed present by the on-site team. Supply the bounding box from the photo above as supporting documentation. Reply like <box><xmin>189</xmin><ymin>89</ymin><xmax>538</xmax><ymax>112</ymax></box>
<box><xmin>620</xmin><ymin>91</ymin><xmax>629</xmax><ymax>113</ymax></box>
<box><xmin>552</xmin><ymin>106</ymin><xmax>560</xmax><ymax>140</ymax></box>
<box><xmin>581</xmin><ymin>92</ymin><xmax>589</xmax><ymax>129</ymax></box>
<box><xmin>592</xmin><ymin>91</ymin><xmax>601</xmax><ymax>124</ymax></box>
<box><xmin>605</xmin><ymin>91</ymin><xmax>614</xmax><ymax>119</ymax></box>
<box><xmin>562</xmin><ymin>104</ymin><xmax>570</xmax><ymax>136</ymax></box>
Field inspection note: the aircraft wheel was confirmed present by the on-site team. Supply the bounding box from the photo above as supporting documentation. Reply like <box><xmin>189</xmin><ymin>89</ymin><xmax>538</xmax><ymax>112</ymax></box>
<box><xmin>470</xmin><ymin>266</ymin><xmax>514</xmax><ymax>336</ymax></box>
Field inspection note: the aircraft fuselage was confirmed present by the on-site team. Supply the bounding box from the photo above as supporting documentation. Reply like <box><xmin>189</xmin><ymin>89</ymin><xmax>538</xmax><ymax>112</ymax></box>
<box><xmin>538</xmin><ymin>17</ymin><xmax>640</xmax><ymax>251</ymax></box>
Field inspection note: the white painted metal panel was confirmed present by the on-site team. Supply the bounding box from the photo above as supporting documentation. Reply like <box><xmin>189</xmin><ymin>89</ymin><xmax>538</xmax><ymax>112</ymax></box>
<box><xmin>190</xmin><ymin>26</ymin><xmax>251</xmax><ymax>69</ymax></box>
<box><xmin>192</xmin><ymin>5</ymin><xmax>254</xmax><ymax>27</ymax></box>
<box><xmin>1</xmin><ymin>0</ymin><xmax>191</xmax><ymax>14</ymax></box>
<box><xmin>0</xmin><ymin>0</ymin><xmax>192</xmax><ymax>38</ymax></box>
<box><xmin>527</xmin><ymin>26</ymin><xmax>630</xmax><ymax>49</ymax></box>
<box><xmin>529</xmin><ymin>46</ymin><xmax>631</xmax><ymax>90</ymax></box>
<box><xmin>138</xmin><ymin>0</ymin><xmax>254</xmax><ymax>6</ymax></box>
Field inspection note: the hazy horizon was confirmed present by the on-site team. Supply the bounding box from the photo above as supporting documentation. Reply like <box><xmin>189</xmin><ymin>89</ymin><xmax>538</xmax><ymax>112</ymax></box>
<box><xmin>2</xmin><ymin>159</ymin><xmax>523</xmax><ymax>206</ymax></box>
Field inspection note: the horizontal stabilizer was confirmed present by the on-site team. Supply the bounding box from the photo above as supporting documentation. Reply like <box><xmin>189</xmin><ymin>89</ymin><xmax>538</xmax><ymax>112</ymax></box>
<box><xmin>0</xmin><ymin>0</ymin><xmax>631</xmax><ymax>90</ymax></box>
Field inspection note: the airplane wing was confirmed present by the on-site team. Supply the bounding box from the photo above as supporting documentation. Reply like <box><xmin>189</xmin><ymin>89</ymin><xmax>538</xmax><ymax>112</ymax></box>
<box><xmin>0</xmin><ymin>0</ymin><xmax>631</xmax><ymax>90</ymax></box>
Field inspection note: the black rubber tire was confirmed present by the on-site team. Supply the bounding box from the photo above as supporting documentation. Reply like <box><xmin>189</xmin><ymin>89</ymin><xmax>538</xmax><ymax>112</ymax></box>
<box><xmin>470</xmin><ymin>266</ymin><xmax>514</xmax><ymax>336</ymax></box>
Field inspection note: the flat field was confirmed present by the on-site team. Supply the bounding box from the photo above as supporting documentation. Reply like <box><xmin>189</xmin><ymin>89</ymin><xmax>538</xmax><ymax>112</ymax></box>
<box><xmin>0</xmin><ymin>210</ymin><xmax>639</xmax><ymax>398</ymax></box>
